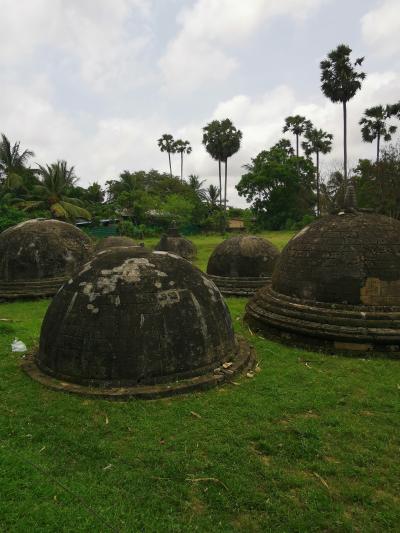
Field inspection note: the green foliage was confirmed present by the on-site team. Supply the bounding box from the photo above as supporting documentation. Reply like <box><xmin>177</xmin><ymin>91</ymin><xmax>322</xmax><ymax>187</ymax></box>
<box><xmin>283</xmin><ymin>115</ymin><xmax>312</xmax><ymax>156</ymax></box>
<box><xmin>359</xmin><ymin>105</ymin><xmax>398</xmax><ymax>161</ymax></box>
<box><xmin>236</xmin><ymin>139</ymin><xmax>316</xmax><ymax>229</ymax></box>
<box><xmin>117</xmin><ymin>220</ymin><xmax>136</xmax><ymax>238</ymax></box>
<box><xmin>0</xmin><ymin>205</ymin><xmax>29</xmax><ymax>233</ymax></box>
<box><xmin>162</xmin><ymin>194</ymin><xmax>195</xmax><ymax>225</ymax></box>
<box><xmin>355</xmin><ymin>144</ymin><xmax>400</xmax><ymax>218</ymax></box>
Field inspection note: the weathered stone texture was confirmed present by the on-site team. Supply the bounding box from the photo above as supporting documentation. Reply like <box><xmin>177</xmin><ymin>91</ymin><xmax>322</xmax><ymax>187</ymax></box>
<box><xmin>0</xmin><ymin>219</ymin><xmax>93</xmax><ymax>298</ymax></box>
<box><xmin>35</xmin><ymin>248</ymin><xmax>244</xmax><ymax>390</ymax></box>
<box><xmin>155</xmin><ymin>234</ymin><xmax>196</xmax><ymax>261</ymax></box>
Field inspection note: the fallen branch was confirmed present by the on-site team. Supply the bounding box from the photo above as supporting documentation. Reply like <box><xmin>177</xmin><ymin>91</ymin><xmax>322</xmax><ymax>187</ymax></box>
<box><xmin>186</xmin><ymin>477</ymin><xmax>228</xmax><ymax>491</ymax></box>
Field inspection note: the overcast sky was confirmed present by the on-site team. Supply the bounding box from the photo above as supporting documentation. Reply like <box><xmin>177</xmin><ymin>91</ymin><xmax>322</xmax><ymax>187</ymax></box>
<box><xmin>1</xmin><ymin>0</ymin><xmax>399</xmax><ymax>206</ymax></box>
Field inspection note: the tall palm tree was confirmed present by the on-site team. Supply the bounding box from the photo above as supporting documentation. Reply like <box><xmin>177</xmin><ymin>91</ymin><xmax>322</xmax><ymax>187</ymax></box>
<box><xmin>205</xmin><ymin>184</ymin><xmax>220</xmax><ymax>209</ymax></box>
<box><xmin>302</xmin><ymin>128</ymin><xmax>333</xmax><ymax>216</ymax></box>
<box><xmin>174</xmin><ymin>139</ymin><xmax>192</xmax><ymax>181</ymax></box>
<box><xmin>283</xmin><ymin>116</ymin><xmax>312</xmax><ymax>157</ymax></box>
<box><xmin>20</xmin><ymin>160</ymin><xmax>91</xmax><ymax>220</ymax></box>
<box><xmin>359</xmin><ymin>105</ymin><xmax>397</xmax><ymax>162</ymax></box>
<box><xmin>187</xmin><ymin>174</ymin><xmax>207</xmax><ymax>202</ymax></box>
<box><xmin>320</xmin><ymin>44</ymin><xmax>366</xmax><ymax>182</ymax></box>
<box><xmin>0</xmin><ymin>133</ymin><xmax>34</xmax><ymax>190</ymax></box>
<box><xmin>202</xmin><ymin>120</ymin><xmax>224</xmax><ymax>207</ymax></box>
<box><xmin>220</xmin><ymin>119</ymin><xmax>242</xmax><ymax>210</ymax></box>
<box><xmin>157</xmin><ymin>134</ymin><xmax>176</xmax><ymax>178</ymax></box>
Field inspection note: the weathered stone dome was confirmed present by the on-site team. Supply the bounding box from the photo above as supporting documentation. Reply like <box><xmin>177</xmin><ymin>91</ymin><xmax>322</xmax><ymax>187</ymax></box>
<box><xmin>0</xmin><ymin>219</ymin><xmax>93</xmax><ymax>299</ymax></box>
<box><xmin>155</xmin><ymin>226</ymin><xmax>196</xmax><ymax>261</ymax></box>
<box><xmin>207</xmin><ymin>235</ymin><xmax>280</xmax><ymax>297</ymax></box>
<box><xmin>95</xmin><ymin>236</ymin><xmax>139</xmax><ymax>253</ymax></box>
<box><xmin>24</xmin><ymin>247</ymin><xmax>254</xmax><ymax>397</ymax></box>
<box><xmin>246</xmin><ymin>213</ymin><xmax>400</xmax><ymax>357</ymax></box>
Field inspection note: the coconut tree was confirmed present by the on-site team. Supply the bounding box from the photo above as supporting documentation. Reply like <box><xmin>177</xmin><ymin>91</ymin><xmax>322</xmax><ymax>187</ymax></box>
<box><xmin>205</xmin><ymin>184</ymin><xmax>220</xmax><ymax>209</ymax></box>
<box><xmin>157</xmin><ymin>134</ymin><xmax>176</xmax><ymax>178</ymax></box>
<box><xmin>302</xmin><ymin>128</ymin><xmax>333</xmax><ymax>216</ymax></box>
<box><xmin>0</xmin><ymin>133</ymin><xmax>34</xmax><ymax>190</ymax></box>
<box><xmin>320</xmin><ymin>44</ymin><xmax>366</xmax><ymax>182</ymax></box>
<box><xmin>187</xmin><ymin>174</ymin><xmax>207</xmax><ymax>202</ymax></box>
<box><xmin>359</xmin><ymin>105</ymin><xmax>397</xmax><ymax>162</ymax></box>
<box><xmin>202</xmin><ymin>120</ymin><xmax>224</xmax><ymax>207</ymax></box>
<box><xmin>283</xmin><ymin>116</ymin><xmax>312</xmax><ymax>157</ymax></box>
<box><xmin>220</xmin><ymin>119</ymin><xmax>242</xmax><ymax>210</ymax></box>
<box><xmin>174</xmin><ymin>139</ymin><xmax>192</xmax><ymax>181</ymax></box>
<box><xmin>20</xmin><ymin>160</ymin><xmax>91</xmax><ymax>220</ymax></box>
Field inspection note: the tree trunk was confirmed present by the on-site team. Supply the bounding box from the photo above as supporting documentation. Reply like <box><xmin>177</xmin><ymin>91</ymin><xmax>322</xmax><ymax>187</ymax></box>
<box><xmin>376</xmin><ymin>133</ymin><xmax>380</xmax><ymax>163</ymax></box>
<box><xmin>316</xmin><ymin>151</ymin><xmax>320</xmax><ymax>217</ymax></box>
<box><xmin>343</xmin><ymin>101</ymin><xmax>347</xmax><ymax>184</ymax></box>
<box><xmin>296</xmin><ymin>134</ymin><xmax>299</xmax><ymax>158</ymax></box>
<box><xmin>181</xmin><ymin>152</ymin><xmax>183</xmax><ymax>181</ymax></box>
<box><xmin>218</xmin><ymin>159</ymin><xmax>222</xmax><ymax>207</ymax></box>
<box><xmin>224</xmin><ymin>159</ymin><xmax>228</xmax><ymax>210</ymax></box>
<box><xmin>168</xmin><ymin>151</ymin><xmax>172</xmax><ymax>178</ymax></box>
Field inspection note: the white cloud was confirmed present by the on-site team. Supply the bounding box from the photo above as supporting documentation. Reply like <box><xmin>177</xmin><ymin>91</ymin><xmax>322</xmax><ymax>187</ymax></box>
<box><xmin>159</xmin><ymin>0</ymin><xmax>328</xmax><ymax>93</ymax></box>
<box><xmin>0</xmin><ymin>0</ymin><xmax>152</xmax><ymax>91</ymax></box>
<box><xmin>361</xmin><ymin>0</ymin><xmax>400</xmax><ymax>57</ymax></box>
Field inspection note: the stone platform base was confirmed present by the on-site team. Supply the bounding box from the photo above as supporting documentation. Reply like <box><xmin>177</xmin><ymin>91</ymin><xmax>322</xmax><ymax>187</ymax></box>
<box><xmin>208</xmin><ymin>275</ymin><xmax>271</xmax><ymax>297</ymax></box>
<box><xmin>0</xmin><ymin>277</ymin><xmax>67</xmax><ymax>300</ymax></box>
<box><xmin>245</xmin><ymin>286</ymin><xmax>400</xmax><ymax>358</ymax></box>
<box><xmin>21</xmin><ymin>337</ymin><xmax>256</xmax><ymax>399</ymax></box>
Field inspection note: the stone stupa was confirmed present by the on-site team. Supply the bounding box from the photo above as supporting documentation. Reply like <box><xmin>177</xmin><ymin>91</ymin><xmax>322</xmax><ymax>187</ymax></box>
<box><xmin>0</xmin><ymin>219</ymin><xmax>93</xmax><ymax>299</ymax></box>
<box><xmin>245</xmin><ymin>186</ymin><xmax>400</xmax><ymax>357</ymax></box>
<box><xmin>23</xmin><ymin>247</ymin><xmax>254</xmax><ymax>398</ymax></box>
<box><xmin>155</xmin><ymin>221</ymin><xmax>196</xmax><ymax>261</ymax></box>
<box><xmin>207</xmin><ymin>235</ymin><xmax>280</xmax><ymax>297</ymax></box>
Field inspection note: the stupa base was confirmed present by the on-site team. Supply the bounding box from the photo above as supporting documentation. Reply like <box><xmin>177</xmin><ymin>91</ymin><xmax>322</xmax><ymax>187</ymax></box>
<box><xmin>0</xmin><ymin>277</ymin><xmax>67</xmax><ymax>300</ymax></box>
<box><xmin>21</xmin><ymin>336</ymin><xmax>256</xmax><ymax>399</ymax></box>
<box><xmin>208</xmin><ymin>274</ymin><xmax>271</xmax><ymax>297</ymax></box>
<box><xmin>245</xmin><ymin>286</ymin><xmax>400</xmax><ymax>359</ymax></box>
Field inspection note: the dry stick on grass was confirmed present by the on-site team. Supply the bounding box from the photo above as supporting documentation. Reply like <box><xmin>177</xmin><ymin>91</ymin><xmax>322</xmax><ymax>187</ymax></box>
<box><xmin>186</xmin><ymin>477</ymin><xmax>229</xmax><ymax>491</ymax></box>
<box><xmin>313</xmin><ymin>472</ymin><xmax>330</xmax><ymax>492</ymax></box>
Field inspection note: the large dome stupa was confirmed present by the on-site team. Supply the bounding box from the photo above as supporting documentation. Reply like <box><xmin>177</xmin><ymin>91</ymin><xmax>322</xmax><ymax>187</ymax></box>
<box><xmin>155</xmin><ymin>222</ymin><xmax>196</xmax><ymax>261</ymax></box>
<box><xmin>0</xmin><ymin>219</ymin><xmax>93</xmax><ymax>299</ymax></box>
<box><xmin>207</xmin><ymin>235</ymin><xmax>280</xmax><ymax>297</ymax></box>
<box><xmin>245</xmin><ymin>211</ymin><xmax>400</xmax><ymax>357</ymax></box>
<box><xmin>23</xmin><ymin>247</ymin><xmax>254</xmax><ymax>398</ymax></box>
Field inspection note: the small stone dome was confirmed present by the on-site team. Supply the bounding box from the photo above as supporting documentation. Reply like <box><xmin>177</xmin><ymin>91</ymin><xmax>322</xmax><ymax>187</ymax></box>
<box><xmin>154</xmin><ymin>221</ymin><xmax>196</xmax><ymax>261</ymax></box>
<box><xmin>24</xmin><ymin>247</ymin><xmax>254</xmax><ymax>397</ymax></box>
<box><xmin>95</xmin><ymin>236</ymin><xmax>139</xmax><ymax>253</ymax></box>
<box><xmin>246</xmin><ymin>213</ymin><xmax>400</xmax><ymax>356</ymax></box>
<box><xmin>0</xmin><ymin>219</ymin><xmax>93</xmax><ymax>299</ymax></box>
<box><xmin>206</xmin><ymin>235</ymin><xmax>280</xmax><ymax>297</ymax></box>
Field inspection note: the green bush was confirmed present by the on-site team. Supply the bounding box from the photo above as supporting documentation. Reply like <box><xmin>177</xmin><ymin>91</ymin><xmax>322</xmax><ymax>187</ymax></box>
<box><xmin>0</xmin><ymin>206</ymin><xmax>29</xmax><ymax>233</ymax></box>
<box><xmin>290</xmin><ymin>214</ymin><xmax>315</xmax><ymax>230</ymax></box>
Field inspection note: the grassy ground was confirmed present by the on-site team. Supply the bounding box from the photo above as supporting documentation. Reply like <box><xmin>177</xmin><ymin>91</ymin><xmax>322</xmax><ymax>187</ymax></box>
<box><xmin>0</xmin><ymin>233</ymin><xmax>399</xmax><ymax>532</ymax></box>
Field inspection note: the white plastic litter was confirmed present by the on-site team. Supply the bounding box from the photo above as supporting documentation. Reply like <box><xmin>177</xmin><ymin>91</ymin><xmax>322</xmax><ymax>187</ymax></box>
<box><xmin>11</xmin><ymin>338</ymin><xmax>27</xmax><ymax>352</ymax></box>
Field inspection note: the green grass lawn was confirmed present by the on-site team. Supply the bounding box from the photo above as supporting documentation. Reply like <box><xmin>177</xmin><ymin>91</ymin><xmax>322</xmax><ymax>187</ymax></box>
<box><xmin>1</xmin><ymin>232</ymin><xmax>399</xmax><ymax>532</ymax></box>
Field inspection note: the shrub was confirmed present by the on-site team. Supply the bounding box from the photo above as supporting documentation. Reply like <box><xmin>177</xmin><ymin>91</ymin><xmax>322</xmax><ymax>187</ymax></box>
<box><xmin>0</xmin><ymin>206</ymin><xmax>29</xmax><ymax>233</ymax></box>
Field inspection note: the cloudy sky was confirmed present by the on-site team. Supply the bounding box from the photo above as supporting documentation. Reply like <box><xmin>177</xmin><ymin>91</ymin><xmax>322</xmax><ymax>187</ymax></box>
<box><xmin>1</xmin><ymin>0</ymin><xmax>399</xmax><ymax>206</ymax></box>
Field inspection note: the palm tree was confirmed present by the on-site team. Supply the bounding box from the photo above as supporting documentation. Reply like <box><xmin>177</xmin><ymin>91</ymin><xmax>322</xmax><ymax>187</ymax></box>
<box><xmin>187</xmin><ymin>174</ymin><xmax>207</xmax><ymax>202</ymax></box>
<box><xmin>20</xmin><ymin>160</ymin><xmax>91</xmax><ymax>220</ymax></box>
<box><xmin>359</xmin><ymin>105</ymin><xmax>397</xmax><ymax>162</ymax></box>
<box><xmin>283</xmin><ymin>116</ymin><xmax>312</xmax><ymax>157</ymax></box>
<box><xmin>174</xmin><ymin>139</ymin><xmax>192</xmax><ymax>181</ymax></box>
<box><xmin>0</xmin><ymin>133</ymin><xmax>34</xmax><ymax>190</ymax></box>
<box><xmin>157</xmin><ymin>134</ymin><xmax>176</xmax><ymax>178</ymax></box>
<box><xmin>202</xmin><ymin>120</ymin><xmax>224</xmax><ymax>207</ymax></box>
<box><xmin>302</xmin><ymin>128</ymin><xmax>333</xmax><ymax>216</ymax></box>
<box><xmin>220</xmin><ymin>119</ymin><xmax>242</xmax><ymax>210</ymax></box>
<box><xmin>320</xmin><ymin>44</ymin><xmax>366</xmax><ymax>182</ymax></box>
<box><xmin>205</xmin><ymin>184</ymin><xmax>220</xmax><ymax>209</ymax></box>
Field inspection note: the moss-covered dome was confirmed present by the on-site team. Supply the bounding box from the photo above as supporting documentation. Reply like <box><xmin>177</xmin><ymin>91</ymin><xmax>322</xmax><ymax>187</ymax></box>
<box><xmin>95</xmin><ymin>236</ymin><xmax>139</xmax><ymax>254</ymax></box>
<box><xmin>246</xmin><ymin>213</ymin><xmax>400</xmax><ymax>357</ymax></box>
<box><xmin>155</xmin><ymin>224</ymin><xmax>196</xmax><ymax>261</ymax></box>
<box><xmin>206</xmin><ymin>235</ymin><xmax>280</xmax><ymax>297</ymax></box>
<box><xmin>24</xmin><ymin>247</ymin><xmax>254</xmax><ymax>397</ymax></box>
<box><xmin>0</xmin><ymin>219</ymin><xmax>93</xmax><ymax>298</ymax></box>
